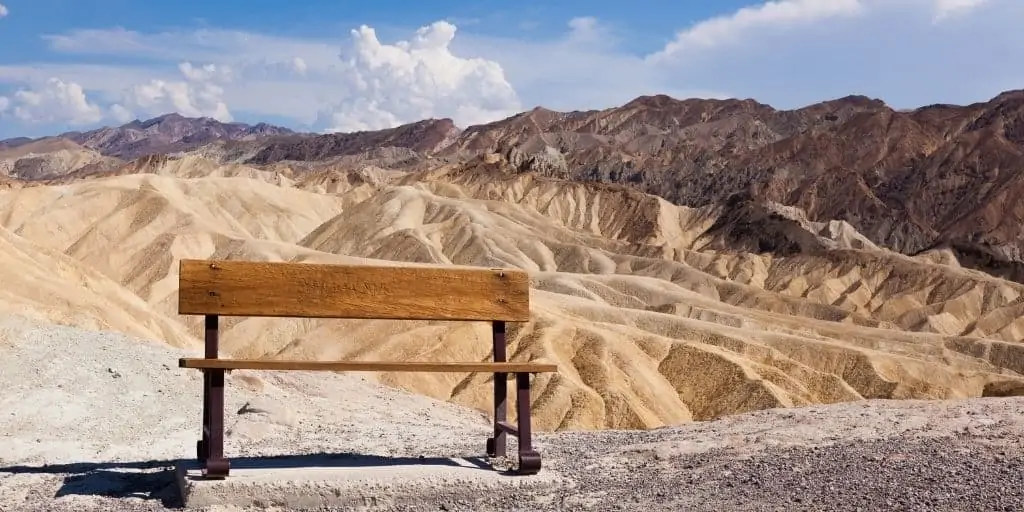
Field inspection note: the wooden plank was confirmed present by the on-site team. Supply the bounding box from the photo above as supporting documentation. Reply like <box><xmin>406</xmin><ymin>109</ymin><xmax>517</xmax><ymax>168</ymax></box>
<box><xmin>177</xmin><ymin>259</ymin><xmax>531</xmax><ymax>321</ymax></box>
<box><xmin>179</xmin><ymin>358</ymin><xmax>558</xmax><ymax>373</ymax></box>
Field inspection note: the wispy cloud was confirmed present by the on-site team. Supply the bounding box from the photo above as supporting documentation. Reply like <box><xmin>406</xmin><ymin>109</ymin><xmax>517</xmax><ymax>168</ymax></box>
<box><xmin>933</xmin><ymin>0</ymin><xmax>990</xmax><ymax>21</ymax></box>
<box><xmin>42</xmin><ymin>27</ymin><xmax>341</xmax><ymax>70</ymax></box>
<box><xmin>649</xmin><ymin>0</ymin><xmax>866</xmax><ymax>62</ymax></box>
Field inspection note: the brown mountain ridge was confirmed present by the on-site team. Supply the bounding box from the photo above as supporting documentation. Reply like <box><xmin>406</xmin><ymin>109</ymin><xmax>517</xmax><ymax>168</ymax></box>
<box><xmin>4</xmin><ymin>89</ymin><xmax>1024</xmax><ymax>284</ymax></box>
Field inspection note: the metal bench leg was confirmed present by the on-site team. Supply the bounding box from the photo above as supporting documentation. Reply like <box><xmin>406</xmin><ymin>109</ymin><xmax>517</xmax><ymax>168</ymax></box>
<box><xmin>199</xmin><ymin>314</ymin><xmax>230</xmax><ymax>479</ymax></box>
<box><xmin>197</xmin><ymin>370</ymin><xmax>210</xmax><ymax>460</ymax></box>
<box><xmin>203</xmin><ymin>367</ymin><xmax>230</xmax><ymax>478</ymax></box>
<box><xmin>487</xmin><ymin>321</ymin><xmax>507</xmax><ymax>458</ymax></box>
<box><xmin>515</xmin><ymin>372</ymin><xmax>542</xmax><ymax>475</ymax></box>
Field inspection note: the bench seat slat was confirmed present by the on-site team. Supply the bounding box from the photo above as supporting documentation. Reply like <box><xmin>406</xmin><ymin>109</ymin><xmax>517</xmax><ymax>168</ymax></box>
<box><xmin>179</xmin><ymin>358</ymin><xmax>557</xmax><ymax>373</ymax></box>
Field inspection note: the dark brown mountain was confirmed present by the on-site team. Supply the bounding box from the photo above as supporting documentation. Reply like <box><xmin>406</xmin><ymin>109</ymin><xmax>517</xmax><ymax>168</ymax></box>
<box><xmin>0</xmin><ymin>137</ymin><xmax>34</xmax><ymax>150</ymax></box>
<box><xmin>414</xmin><ymin>89</ymin><xmax>1024</xmax><ymax>283</ymax></box>
<box><xmin>243</xmin><ymin>118</ymin><xmax>460</xmax><ymax>165</ymax></box>
<box><xmin>4</xmin><ymin>113</ymin><xmax>297</xmax><ymax>161</ymax></box>
<box><xmin>71</xmin><ymin>113</ymin><xmax>297</xmax><ymax>159</ymax></box>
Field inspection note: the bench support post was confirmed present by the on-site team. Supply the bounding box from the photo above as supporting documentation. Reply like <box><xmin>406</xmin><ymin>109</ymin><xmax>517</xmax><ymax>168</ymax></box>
<box><xmin>487</xmin><ymin>321</ymin><xmax>508</xmax><ymax>458</ymax></box>
<box><xmin>485</xmin><ymin>321</ymin><xmax>543</xmax><ymax>475</ymax></box>
<box><xmin>515</xmin><ymin>372</ymin><xmax>542</xmax><ymax>475</ymax></box>
<box><xmin>198</xmin><ymin>314</ymin><xmax>230</xmax><ymax>479</ymax></box>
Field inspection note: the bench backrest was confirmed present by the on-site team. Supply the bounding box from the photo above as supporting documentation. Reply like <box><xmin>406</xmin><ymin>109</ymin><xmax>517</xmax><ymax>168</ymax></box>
<box><xmin>177</xmin><ymin>259</ymin><xmax>531</xmax><ymax>321</ymax></box>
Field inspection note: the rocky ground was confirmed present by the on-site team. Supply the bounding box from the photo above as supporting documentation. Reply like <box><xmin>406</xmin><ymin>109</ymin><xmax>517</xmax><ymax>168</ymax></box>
<box><xmin>2</xmin><ymin>315</ymin><xmax>1024</xmax><ymax>512</ymax></box>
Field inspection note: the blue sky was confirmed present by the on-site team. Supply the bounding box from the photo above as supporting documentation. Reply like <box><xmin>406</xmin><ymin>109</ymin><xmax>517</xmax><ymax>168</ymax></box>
<box><xmin>0</xmin><ymin>0</ymin><xmax>1021</xmax><ymax>139</ymax></box>
<box><xmin>0</xmin><ymin>0</ymin><xmax>749</xmax><ymax>58</ymax></box>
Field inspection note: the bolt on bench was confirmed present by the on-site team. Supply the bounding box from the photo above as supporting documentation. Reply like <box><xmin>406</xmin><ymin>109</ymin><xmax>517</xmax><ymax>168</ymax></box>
<box><xmin>176</xmin><ymin>259</ymin><xmax>557</xmax><ymax>479</ymax></box>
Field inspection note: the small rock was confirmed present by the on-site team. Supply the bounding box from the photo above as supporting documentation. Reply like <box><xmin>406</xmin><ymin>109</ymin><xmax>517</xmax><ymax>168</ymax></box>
<box><xmin>236</xmin><ymin>397</ymin><xmax>297</xmax><ymax>427</ymax></box>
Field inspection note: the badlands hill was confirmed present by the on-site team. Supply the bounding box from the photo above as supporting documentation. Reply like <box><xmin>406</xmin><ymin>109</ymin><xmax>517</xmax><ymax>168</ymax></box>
<box><xmin>1</xmin><ymin>134</ymin><xmax>1024</xmax><ymax>433</ymax></box>
<box><xmin>0</xmin><ymin>138</ymin><xmax>121</xmax><ymax>180</ymax></box>
<box><xmin>8</xmin><ymin>89</ymin><xmax>1024</xmax><ymax>284</ymax></box>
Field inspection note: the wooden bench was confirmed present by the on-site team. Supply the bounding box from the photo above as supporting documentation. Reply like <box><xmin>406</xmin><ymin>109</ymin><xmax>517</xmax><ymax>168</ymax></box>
<box><xmin>175</xmin><ymin>259</ymin><xmax>557</xmax><ymax>479</ymax></box>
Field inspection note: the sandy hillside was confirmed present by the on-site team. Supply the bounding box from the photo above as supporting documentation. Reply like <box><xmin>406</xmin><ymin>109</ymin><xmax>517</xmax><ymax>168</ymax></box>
<box><xmin>0</xmin><ymin>222</ymin><xmax>194</xmax><ymax>346</ymax></box>
<box><xmin>0</xmin><ymin>138</ymin><xmax>122</xmax><ymax>180</ymax></box>
<box><xmin>1</xmin><ymin>154</ymin><xmax>1024</xmax><ymax>432</ymax></box>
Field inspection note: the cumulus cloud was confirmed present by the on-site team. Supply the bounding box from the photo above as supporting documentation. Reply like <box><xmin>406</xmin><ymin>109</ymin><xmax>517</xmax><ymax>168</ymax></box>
<box><xmin>108</xmin><ymin>103</ymin><xmax>133</xmax><ymax>124</ymax></box>
<box><xmin>2</xmin><ymin>78</ymin><xmax>104</xmax><ymax>125</ymax></box>
<box><xmin>113</xmin><ymin>61</ymin><xmax>233</xmax><ymax>122</ymax></box>
<box><xmin>314</xmin><ymin>21</ymin><xmax>520</xmax><ymax>132</ymax></box>
<box><xmin>22</xmin><ymin>21</ymin><xmax>520</xmax><ymax>132</ymax></box>
<box><xmin>0</xmin><ymin>3</ymin><xmax>8</xmax><ymax>18</ymax></box>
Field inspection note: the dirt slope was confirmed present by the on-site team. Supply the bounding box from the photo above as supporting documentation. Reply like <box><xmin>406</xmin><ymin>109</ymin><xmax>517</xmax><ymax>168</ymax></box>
<box><xmin>0</xmin><ymin>223</ymin><xmax>193</xmax><ymax>346</ymax></box>
<box><xmin>1</xmin><ymin>155</ymin><xmax>1023</xmax><ymax>431</ymax></box>
<box><xmin>0</xmin><ymin>138</ymin><xmax>122</xmax><ymax>180</ymax></box>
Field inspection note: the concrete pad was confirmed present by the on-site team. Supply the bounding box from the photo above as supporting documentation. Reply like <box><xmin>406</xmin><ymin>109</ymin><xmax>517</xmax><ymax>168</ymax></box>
<box><xmin>175</xmin><ymin>454</ymin><xmax>565</xmax><ymax>509</ymax></box>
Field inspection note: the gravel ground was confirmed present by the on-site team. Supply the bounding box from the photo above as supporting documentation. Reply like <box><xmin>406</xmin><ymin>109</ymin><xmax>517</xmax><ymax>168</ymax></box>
<box><xmin>3</xmin><ymin>315</ymin><xmax>1024</xmax><ymax>512</ymax></box>
<box><xmin>528</xmin><ymin>431</ymin><xmax>1024</xmax><ymax>512</ymax></box>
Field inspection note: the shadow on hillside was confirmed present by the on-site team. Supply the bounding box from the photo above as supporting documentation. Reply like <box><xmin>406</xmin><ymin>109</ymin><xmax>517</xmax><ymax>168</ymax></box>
<box><xmin>0</xmin><ymin>453</ymin><xmax>494</xmax><ymax>508</ymax></box>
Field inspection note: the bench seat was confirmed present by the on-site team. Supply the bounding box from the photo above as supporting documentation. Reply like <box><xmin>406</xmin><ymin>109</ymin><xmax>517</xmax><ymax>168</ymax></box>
<box><xmin>180</xmin><ymin>358</ymin><xmax>557</xmax><ymax>373</ymax></box>
<box><xmin>177</xmin><ymin>258</ymin><xmax>554</xmax><ymax>479</ymax></box>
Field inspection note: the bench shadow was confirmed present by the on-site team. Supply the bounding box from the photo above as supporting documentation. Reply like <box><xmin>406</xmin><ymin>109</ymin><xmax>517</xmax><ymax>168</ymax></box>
<box><xmin>0</xmin><ymin>453</ymin><xmax>496</xmax><ymax>509</ymax></box>
<box><xmin>223</xmin><ymin>452</ymin><xmax>495</xmax><ymax>471</ymax></box>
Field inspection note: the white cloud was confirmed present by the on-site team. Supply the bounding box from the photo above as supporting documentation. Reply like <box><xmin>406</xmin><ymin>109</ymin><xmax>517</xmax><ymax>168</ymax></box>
<box><xmin>649</xmin><ymin>0</ymin><xmax>865</xmax><ymax>62</ymax></box>
<box><xmin>291</xmin><ymin>57</ymin><xmax>307</xmax><ymax>76</ymax></box>
<box><xmin>0</xmin><ymin>96</ymin><xmax>9</xmax><ymax>113</ymax></box>
<box><xmin>178</xmin><ymin>62</ymin><xmax>232</xmax><ymax>82</ymax></box>
<box><xmin>0</xmin><ymin>3</ymin><xmax>8</xmax><ymax>18</ymax></box>
<box><xmin>636</xmin><ymin>0</ymin><xmax>1022</xmax><ymax>108</ymax></box>
<box><xmin>42</xmin><ymin>27</ymin><xmax>341</xmax><ymax>76</ymax></box>
<box><xmin>108</xmin><ymin>103</ymin><xmax>133</xmax><ymax>124</ymax></box>
<box><xmin>315</xmin><ymin>21</ymin><xmax>520</xmax><ymax>132</ymax></box>
<box><xmin>565</xmin><ymin>17</ymin><xmax>601</xmax><ymax>42</ymax></box>
<box><xmin>114</xmin><ymin>61</ymin><xmax>233</xmax><ymax>122</ymax></box>
<box><xmin>118</xmin><ymin>80</ymin><xmax>231</xmax><ymax>122</ymax></box>
<box><xmin>448</xmin><ymin>17</ymin><xmax>704</xmax><ymax>112</ymax></box>
<box><xmin>4</xmin><ymin>78</ymin><xmax>104</xmax><ymax>126</ymax></box>
<box><xmin>26</xmin><ymin>21</ymin><xmax>520</xmax><ymax>132</ymax></box>
<box><xmin>933</xmin><ymin>0</ymin><xmax>989</xmax><ymax>20</ymax></box>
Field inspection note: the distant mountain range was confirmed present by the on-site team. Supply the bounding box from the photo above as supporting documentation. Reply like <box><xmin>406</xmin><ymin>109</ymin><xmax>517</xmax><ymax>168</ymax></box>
<box><xmin>0</xmin><ymin>113</ymin><xmax>297</xmax><ymax>160</ymax></box>
<box><xmin>4</xmin><ymin>89</ymin><xmax>1024</xmax><ymax>284</ymax></box>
